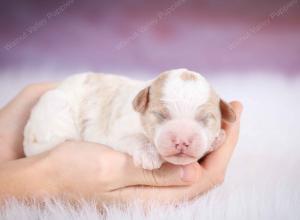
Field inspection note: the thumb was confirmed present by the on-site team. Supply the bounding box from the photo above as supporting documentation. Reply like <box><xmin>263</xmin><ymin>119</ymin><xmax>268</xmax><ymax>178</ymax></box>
<box><xmin>126</xmin><ymin>162</ymin><xmax>200</xmax><ymax>187</ymax></box>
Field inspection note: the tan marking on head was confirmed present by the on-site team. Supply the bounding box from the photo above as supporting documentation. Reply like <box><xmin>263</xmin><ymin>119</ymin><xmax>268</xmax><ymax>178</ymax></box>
<box><xmin>180</xmin><ymin>71</ymin><xmax>197</xmax><ymax>81</ymax></box>
<box><xmin>195</xmin><ymin>88</ymin><xmax>222</xmax><ymax>136</ymax></box>
<box><xmin>148</xmin><ymin>72</ymin><xmax>169</xmax><ymax>107</ymax></box>
<box><xmin>139</xmin><ymin>72</ymin><xmax>170</xmax><ymax>140</ymax></box>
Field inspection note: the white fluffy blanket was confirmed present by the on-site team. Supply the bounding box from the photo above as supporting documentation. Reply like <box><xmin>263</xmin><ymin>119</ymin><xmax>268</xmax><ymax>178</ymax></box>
<box><xmin>0</xmin><ymin>71</ymin><xmax>299</xmax><ymax>220</ymax></box>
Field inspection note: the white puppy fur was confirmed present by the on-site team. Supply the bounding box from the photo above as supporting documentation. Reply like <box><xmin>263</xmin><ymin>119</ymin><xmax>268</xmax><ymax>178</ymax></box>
<box><xmin>24</xmin><ymin>69</ymin><xmax>235</xmax><ymax>169</ymax></box>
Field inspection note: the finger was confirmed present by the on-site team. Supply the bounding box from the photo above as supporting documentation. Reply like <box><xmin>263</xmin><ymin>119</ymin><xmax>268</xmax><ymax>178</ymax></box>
<box><xmin>124</xmin><ymin>162</ymin><xmax>201</xmax><ymax>187</ymax></box>
<box><xmin>107</xmin><ymin>172</ymin><xmax>212</xmax><ymax>204</ymax></box>
<box><xmin>107</xmin><ymin>185</ymin><xmax>190</xmax><ymax>204</ymax></box>
<box><xmin>201</xmin><ymin>101</ymin><xmax>243</xmax><ymax>173</ymax></box>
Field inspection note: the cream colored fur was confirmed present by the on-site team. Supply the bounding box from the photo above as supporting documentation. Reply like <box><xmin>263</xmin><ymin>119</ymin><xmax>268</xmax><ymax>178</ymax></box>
<box><xmin>23</xmin><ymin>69</ymin><xmax>223</xmax><ymax>169</ymax></box>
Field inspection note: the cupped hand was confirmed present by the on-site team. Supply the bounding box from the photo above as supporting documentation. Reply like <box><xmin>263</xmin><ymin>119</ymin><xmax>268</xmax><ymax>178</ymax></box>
<box><xmin>44</xmin><ymin>141</ymin><xmax>198</xmax><ymax>202</ymax></box>
<box><xmin>0</xmin><ymin>83</ymin><xmax>242</xmax><ymax>204</ymax></box>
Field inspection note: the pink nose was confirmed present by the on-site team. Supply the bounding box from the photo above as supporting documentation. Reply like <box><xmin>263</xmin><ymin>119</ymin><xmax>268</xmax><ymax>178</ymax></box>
<box><xmin>172</xmin><ymin>138</ymin><xmax>193</xmax><ymax>152</ymax></box>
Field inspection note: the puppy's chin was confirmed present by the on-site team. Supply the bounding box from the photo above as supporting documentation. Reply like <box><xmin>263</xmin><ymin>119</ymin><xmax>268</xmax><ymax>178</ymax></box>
<box><xmin>162</xmin><ymin>154</ymin><xmax>199</xmax><ymax>165</ymax></box>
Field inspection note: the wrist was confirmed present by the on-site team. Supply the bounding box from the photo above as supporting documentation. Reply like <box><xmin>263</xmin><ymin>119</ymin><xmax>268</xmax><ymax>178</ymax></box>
<box><xmin>0</xmin><ymin>153</ymin><xmax>60</xmax><ymax>200</ymax></box>
<box><xmin>43</xmin><ymin>146</ymin><xmax>79</xmax><ymax>199</ymax></box>
<box><xmin>26</xmin><ymin>153</ymin><xmax>60</xmax><ymax>198</ymax></box>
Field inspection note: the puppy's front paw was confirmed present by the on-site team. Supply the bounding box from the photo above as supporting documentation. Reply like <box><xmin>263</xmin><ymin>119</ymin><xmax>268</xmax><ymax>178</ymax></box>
<box><xmin>133</xmin><ymin>144</ymin><xmax>163</xmax><ymax>170</ymax></box>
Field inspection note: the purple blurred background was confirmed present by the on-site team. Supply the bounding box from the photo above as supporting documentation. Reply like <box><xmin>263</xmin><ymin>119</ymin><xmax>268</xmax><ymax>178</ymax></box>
<box><xmin>0</xmin><ymin>0</ymin><xmax>299</xmax><ymax>77</ymax></box>
<box><xmin>1</xmin><ymin>4</ymin><xmax>300</xmax><ymax>209</ymax></box>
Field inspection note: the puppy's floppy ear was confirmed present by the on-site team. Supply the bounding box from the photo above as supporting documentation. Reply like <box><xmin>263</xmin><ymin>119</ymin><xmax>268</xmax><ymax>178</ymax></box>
<box><xmin>220</xmin><ymin>99</ymin><xmax>236</xmax><ymax>123</ymax></box>
<box><xmin>132</xmin><ymin>86</ymin><xmax>150</xmax><ymax>113</ymax></box>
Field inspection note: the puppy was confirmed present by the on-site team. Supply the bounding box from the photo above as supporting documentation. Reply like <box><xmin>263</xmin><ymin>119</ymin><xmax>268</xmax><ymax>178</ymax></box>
<box><xmin>24</xmin><ymin>69</ymin><xmax>236</xmax><ymax>169</ymax></box>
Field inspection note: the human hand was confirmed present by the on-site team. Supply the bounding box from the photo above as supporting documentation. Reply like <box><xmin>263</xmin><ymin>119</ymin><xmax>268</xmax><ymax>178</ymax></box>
<box><xmin>43</xmin><ymin>141</ymin><xmax>199</xmax><ymax>202</ymax></box>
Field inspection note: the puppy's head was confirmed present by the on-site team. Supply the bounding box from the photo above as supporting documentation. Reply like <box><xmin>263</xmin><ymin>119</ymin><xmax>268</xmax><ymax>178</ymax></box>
<box><xmin>133</xmin><ymin>69</ymin><xmax>236</xmax><ymax>165</ymax></box>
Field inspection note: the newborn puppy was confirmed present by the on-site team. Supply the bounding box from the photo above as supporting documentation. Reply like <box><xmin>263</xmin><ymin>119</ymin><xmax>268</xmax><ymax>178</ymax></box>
<box><xmin>24</xmin><ymin>69</ymin><xmax>236</xmax><ymax>169</ymax></box>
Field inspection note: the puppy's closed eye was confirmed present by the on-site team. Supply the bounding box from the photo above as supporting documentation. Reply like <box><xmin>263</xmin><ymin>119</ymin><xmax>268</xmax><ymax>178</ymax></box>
<box><xmin>197</xmin><ymin>113</ymin><xmax>216</xmax><ymax>126</ymax></box>
<box><xmin>151</xmin><ymin>111</ymin><xmax>170</xmax><ymax>122</ymax></box>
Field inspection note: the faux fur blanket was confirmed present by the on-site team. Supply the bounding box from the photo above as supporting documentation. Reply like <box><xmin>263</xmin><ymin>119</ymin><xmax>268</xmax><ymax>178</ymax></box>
<box><xmin>0</xmin><ymin>71</ymin><xmax>299</xmax><ymax>220</ymax></box>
